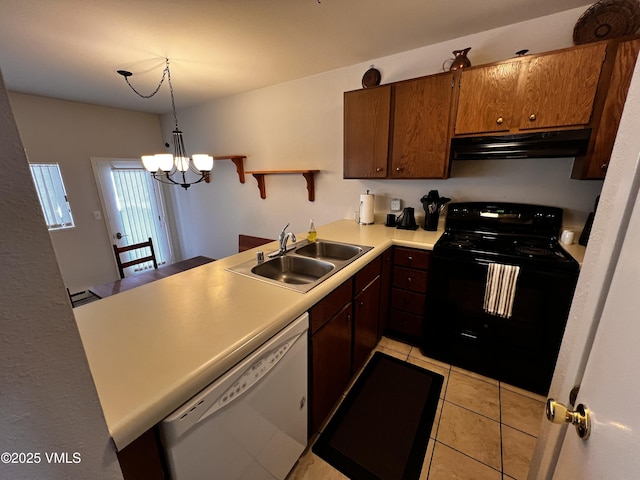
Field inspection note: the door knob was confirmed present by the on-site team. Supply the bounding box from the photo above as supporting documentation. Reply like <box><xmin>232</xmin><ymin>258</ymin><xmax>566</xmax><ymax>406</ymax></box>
<box><xmin>546</xmin><ymin>399</ymin><xmax>591</xmax><ymax>440</ymax></box>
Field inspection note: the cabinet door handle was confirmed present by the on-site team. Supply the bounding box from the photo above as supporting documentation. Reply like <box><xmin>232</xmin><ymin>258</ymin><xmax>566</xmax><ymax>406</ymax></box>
<box><xmin>395</xmin><ymin>167</ymin><xmax>402</xmax><ymax>172</ymax></box>
<box><xmin>601</xmin><ymin>163</ymin><xmax>608</xmax><ymax>172</ymax></box>
<box><xmin>359</xmin><ymin>301</ymin><xmax>364</xmax><ymax>307</ymax></box>
<box><xmin>529</xmin><ymin>113</ymin><xmax>537</xmax><ymax>121</ymax></box>
<box><xmin>375</xmin><ymin>167</ymin><xmax>383</xmax><ymax>172</ymax></box>
<box><xmin>496</xmin><ymin>117</ymin><xmax>503</xmax><ymax>125</ymax></box>
<box><xmin>407</xmin><ymin>277</ymin><xmax>412</xmax><ymax>283</ymax></box>
<box><xmin>407</xmin><ymin>256</ymin><xmax>413</xmax><ymax>262</ymax></box>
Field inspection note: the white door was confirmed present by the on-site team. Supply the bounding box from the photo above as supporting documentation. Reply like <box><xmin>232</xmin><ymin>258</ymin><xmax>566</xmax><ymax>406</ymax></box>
<box><xmin>549</xmin><ymin>181</ymin><xmax>640</xmax><ymax>478</ymax></box>
<box><xmin>92</xmin><ymin>158</ymin><xmax>173</xmax><ymax>274</ymax></box>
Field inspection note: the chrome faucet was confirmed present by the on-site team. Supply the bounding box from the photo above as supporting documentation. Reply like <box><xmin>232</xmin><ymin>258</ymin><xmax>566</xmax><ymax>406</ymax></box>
<box><xmin>269</xmin><ymin>223</ymin><xmax>297</xmax><ymax>257</ymax></box>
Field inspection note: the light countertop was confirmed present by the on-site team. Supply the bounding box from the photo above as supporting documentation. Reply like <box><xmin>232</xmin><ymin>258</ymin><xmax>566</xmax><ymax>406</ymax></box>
<box><xmin>73</xmin><ymin>219</ymin><xmax>441</xmax><ymax>450</ymax></box>
<box><xmin>73</xmin><ymin>218</ymin><xmax>585</xmax><ymax>450</ymax></box>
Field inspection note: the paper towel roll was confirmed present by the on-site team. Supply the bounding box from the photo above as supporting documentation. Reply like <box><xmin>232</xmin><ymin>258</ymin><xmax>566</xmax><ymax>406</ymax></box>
<box><xmin>359</xmin><ymin>193</ymin><xmax>375</xmax><ymax>224</ymax></box>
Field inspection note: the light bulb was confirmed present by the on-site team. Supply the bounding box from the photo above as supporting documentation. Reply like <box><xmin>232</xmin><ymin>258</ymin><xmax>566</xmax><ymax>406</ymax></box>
<box><xmin>192</xmin><ymin>154</ymin><xmax>214</xmax><ymax>172</ymax></box>
<box><xmin>141</xmin><ymin>155</ymin><xmax>159</xmax><ymax>172</ymax></box>
<box><xmin>156</xmin><ymin>154</ymin><xmax>174</xmax><ymax>172</ymax></box>
<box><xmin>175</xmin><ymin>156</ymin><xmax>190</xmax><ymax>172</ymax></box>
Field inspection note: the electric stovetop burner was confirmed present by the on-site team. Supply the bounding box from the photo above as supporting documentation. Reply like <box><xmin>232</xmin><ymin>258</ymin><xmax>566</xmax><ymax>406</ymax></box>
<box><xmin>514</xmin><ymin>244</ymin><xmax>554</xmax><ymax>257</ymax></box>
<box><xmin>447</xmin><ymin>235</ymin><xmax>477</xmax><ymax>249</ymax></box>
<box><xmin>433</xmin><ymin>202</ymin><xmax>579</xmax><ymax>272</ymax></box>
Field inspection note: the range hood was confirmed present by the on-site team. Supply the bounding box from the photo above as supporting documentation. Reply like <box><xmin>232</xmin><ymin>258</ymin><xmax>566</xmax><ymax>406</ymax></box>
<box><xmin>450</xmin><ymin>129</ymin><xmax>591</xmax><ymax>160</ymax></box>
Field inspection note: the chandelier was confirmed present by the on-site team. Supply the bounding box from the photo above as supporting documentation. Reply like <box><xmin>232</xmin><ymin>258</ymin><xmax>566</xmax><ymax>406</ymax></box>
<box><xmin>117</xmin><ymin>59</ymin><xmax>213</xmax><ymax>190</ymax></box>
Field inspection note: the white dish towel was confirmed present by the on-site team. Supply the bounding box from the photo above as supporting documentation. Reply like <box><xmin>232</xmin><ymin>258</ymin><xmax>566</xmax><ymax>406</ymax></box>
<box><xmin>483</xmin><ymin>263</ymin><xmax>520</xmax><ymax>318</ymax></box>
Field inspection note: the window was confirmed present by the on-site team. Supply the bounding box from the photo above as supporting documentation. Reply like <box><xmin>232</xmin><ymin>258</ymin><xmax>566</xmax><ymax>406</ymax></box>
<box><xmin>29</xmin><ymin>163</ymin><xmax>75</xmax><ymax>230</ymax></box>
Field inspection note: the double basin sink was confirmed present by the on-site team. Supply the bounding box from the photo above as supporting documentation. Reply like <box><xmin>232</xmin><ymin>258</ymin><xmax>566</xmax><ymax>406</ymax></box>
<box><xmin>229</xmin><ymin>239</ymin><xmax>373</xmax><ymax>293</ymax></box>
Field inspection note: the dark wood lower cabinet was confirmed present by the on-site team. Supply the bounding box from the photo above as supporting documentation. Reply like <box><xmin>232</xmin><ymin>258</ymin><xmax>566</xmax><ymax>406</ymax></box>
<box><xmin>352</xmin><ymin>275</ymin><xmax>381</xmax><ymax>374</ymax></box>
<box><xmin>378</xmin><ymin>247</ymin><xmax>393</xmax><ymax>333</ymax></box>
<box><xmin>117</xmin><ymin>428</ymin><xmax>166</xmax><ymax>480</ymax></box>
<box><xmin>309</xmin><ymin>253</ymin><xmax>384</xmax><ymax>434</ymax></box>
<box><xmin>310</xmin><ymin>301</ymin><xmax>353</xmax><ymax>433</ymax></box>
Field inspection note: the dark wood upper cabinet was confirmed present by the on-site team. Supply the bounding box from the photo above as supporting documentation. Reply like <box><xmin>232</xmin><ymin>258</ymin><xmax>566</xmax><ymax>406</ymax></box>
<box><xmin>455</xmin><ymin>61</ymin><xmax>522</xmax><ymax>135</ymax></box>
<box><xmin>517</xmin><ymin>43</ymin><xmax>606</xmax><ymax>130</ymax></box>
<box><xmin>573</xmin><ymin>38</ymin><xmax>640</xmax><ymax>179</ymax></box>
<box><xmin>455</xmin><ymin>43</ymin><xmax>606</xmax><ymax>136</ymax></box>
<box><xmin>343</xmin><ymin>85</ymin><xmax>391</xmax><ymax>179</ymax></box>
<box><xmin>344</xmin><ymin>74</ymin><xmax>455</xmax><ymax>180</ymax></box>
<box><xmin>344</xmin><ymin>35</ymin><xmax>640</xmax><ymax>181</ymax></box>
<box><xmin>391</xmin><ymin>73</ymin><xmax>455</xmax><ymax>178</ymax></box>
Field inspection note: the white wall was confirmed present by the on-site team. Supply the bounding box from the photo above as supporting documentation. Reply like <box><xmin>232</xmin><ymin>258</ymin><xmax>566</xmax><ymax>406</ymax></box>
<box><xmin>164</xmin><ymin>6</ymin><xmax>604</xmax><ymax>261</ymax></box>
<box><xmin>8</xmin><ymin>93</ymin><xmax>164</xmax><ymax>291</ymax></box>
<box><xmin>0</xmin><ymin>73</ymin><xmax>123</xmax><ymax>479</ymax></box>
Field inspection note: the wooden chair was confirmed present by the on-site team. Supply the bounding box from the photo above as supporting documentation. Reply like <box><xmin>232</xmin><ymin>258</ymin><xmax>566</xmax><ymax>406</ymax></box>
<box><xmin>113</xmin><ymin>238</ymin><xmax>158</xmax><ymax>279</ymax></box>
<box><xmin>66</xmin><ymin>288</ymin><xmax>100</xmax><ymax>307</ymax></box>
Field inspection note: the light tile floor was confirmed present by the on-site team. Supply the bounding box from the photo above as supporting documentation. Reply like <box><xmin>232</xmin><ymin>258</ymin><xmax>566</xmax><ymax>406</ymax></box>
<box><xmin>288</xmin><ymin>336</ymin><xmax>546</xmax><ymax>480</ymax></box>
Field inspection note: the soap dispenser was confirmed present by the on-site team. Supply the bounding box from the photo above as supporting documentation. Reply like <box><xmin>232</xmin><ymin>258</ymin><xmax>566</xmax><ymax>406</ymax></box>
<box><xmin>307</xmin><ymin>219</ymin><xmax>317</xmax><ymax>242</ymax></box>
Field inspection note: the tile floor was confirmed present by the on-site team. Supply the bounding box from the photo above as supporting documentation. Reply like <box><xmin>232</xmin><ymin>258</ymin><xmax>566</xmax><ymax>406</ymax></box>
<box><xmin>288</xmin><ymin>336</ymin><xmax>547</xmax><ymax>480</ymax></box>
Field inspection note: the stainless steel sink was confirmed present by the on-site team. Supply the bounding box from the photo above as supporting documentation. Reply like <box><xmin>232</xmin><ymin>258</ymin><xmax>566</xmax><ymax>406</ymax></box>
<box><xmin>228</xmin><ymin>239</ymin><xmax>373</xmax><ymax>293</ymax></box>
<box><xmin>294</xmin><ymin>240</ymin><xmax>363</xmax><ymax>261</ymax></box>
<box><xmin>251</xmin><ymin>255</ymin><xmax>334</xmax><ymax>285</ymax></box>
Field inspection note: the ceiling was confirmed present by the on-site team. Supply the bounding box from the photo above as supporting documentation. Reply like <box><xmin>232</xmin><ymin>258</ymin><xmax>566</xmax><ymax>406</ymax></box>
<box><xmin>0</xmin><ymin>0</ymin><xmax>594</xmax><ymax>114</ymax></box>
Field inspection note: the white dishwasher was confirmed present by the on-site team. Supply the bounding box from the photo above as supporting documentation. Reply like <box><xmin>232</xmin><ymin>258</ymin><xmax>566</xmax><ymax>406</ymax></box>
<box><xmin>159</xmin><ymin>313</ymin><xmax>309</xmax><ymax>480</ymax></box>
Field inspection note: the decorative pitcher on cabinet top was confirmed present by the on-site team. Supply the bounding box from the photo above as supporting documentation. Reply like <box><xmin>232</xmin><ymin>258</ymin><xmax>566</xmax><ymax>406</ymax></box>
<box><xmin>444</xmin><ymin>47</ymin><xmax>472</xmax><ymax>71</ymax></box>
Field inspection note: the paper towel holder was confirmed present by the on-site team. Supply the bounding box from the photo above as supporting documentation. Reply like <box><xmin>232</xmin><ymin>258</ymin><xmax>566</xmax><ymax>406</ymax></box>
<box><xmin>359</xmin><ymin>190</ymin><xmax>375</xmax><ymax>225</ymax></box>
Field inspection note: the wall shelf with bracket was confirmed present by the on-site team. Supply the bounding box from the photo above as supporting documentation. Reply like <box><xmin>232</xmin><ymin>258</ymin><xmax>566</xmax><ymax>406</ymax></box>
<box><xmin>245</xmin><ymin>170</ymin><xmax>320</xmax><ymax>201</ymax></box>
<box><xmin>213</xmin><ymin>155</ymin><xmax>246</xmax><ymax>183</ymax></box>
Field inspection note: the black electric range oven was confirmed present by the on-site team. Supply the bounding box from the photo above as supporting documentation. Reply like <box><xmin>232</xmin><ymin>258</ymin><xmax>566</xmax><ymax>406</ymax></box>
<box><xmin>423</xmin><ymin>202</ymin><xmax>579</xmax><ymax>395</ymax></box>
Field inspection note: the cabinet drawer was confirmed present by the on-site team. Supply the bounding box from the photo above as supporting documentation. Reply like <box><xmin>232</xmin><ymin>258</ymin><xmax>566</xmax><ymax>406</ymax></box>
<box><xmin>393</xmin><ymin>247</ymin><xmax>430</xmax><ymax>270</ymax></box>
<box><xmin>388</xmin><ymin>310</ymin><xmax>424</xmax><ymax>338</ymax></box>
<box><xmin>392</xmin><ymin>266</ymin><xmax>428</xmax><ymax>293</ymax></box>
<box><xmin>391</xmin><ymin>288</ymin><xmax>426</xmax><ymax>315</ymax></box>
<box><xmin>310</xmin><ymin>280</ymin><xmax>352</xmax><ymax>334</ymax></box>
<box><xmin>354</xmin><ymin>255</ymin><xmax>382</xmax><ymax>293</ymax></box>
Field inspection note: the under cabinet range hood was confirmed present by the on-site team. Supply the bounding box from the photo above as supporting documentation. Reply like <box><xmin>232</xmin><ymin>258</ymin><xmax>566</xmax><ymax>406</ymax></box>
<box><xmin>450</xmin><ymin>129</ymin><xmax>591</xmax><ymax>160</ymax></box>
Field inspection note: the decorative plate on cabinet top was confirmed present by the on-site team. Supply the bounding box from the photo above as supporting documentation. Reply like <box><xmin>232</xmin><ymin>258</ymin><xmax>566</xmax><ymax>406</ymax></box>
<box><xmin>573</xmin><ymin>0</ymin><xmax>640</xmax><ymax>44</ymax></box>
<box><xmin>362</xmin><ymin>66</ymin><xmax>381</xmax><ymax>88</ymax></box>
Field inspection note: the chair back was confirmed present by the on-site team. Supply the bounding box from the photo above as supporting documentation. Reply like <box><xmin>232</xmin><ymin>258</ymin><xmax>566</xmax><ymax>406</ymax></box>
<box><xmin>113</xmin><ymin>237</ymin><xmax>158</xmax><ymax>279</ymax></box>
<box><xmin>238</xmin><ymin>234</ymin><xmax>274</xmax><ymax>252</ymax></box>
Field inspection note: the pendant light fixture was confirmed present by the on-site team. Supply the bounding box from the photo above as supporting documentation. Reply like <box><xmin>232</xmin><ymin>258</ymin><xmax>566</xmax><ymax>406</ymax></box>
<box><xmin>117</xmin><ymin>59</ymin><xmax>213</xmax><ymax>190</ymax></box>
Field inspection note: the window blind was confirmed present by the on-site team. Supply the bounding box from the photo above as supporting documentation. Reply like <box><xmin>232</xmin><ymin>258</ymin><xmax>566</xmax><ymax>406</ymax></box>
<box><xmin>29</xmin><ymin>163</ymin><xmax>75</xmax><ymax>230</ymax></box>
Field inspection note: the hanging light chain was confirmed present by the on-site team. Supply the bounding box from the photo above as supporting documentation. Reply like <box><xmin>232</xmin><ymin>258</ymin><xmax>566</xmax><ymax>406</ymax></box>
<box><xmin>119</xmin><ymin>59</ymin><xmax>180</xmax><ymax>132</ymax></box>
<box><xmin>165</xmin><ymin>60</ymin><xmax>180</xmax><ymax>130</ymax></box>
<box><xmin>120</xmin><ymin>59</ymin><xmax>170</xmax><ymax>99</ymax></box>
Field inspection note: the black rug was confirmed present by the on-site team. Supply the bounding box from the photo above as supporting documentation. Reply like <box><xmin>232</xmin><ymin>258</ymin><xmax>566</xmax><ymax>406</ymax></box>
<box><xmin>312</xmin><ymin>351</ymin><xmax>443</xmax><ymax>480</ymax></box>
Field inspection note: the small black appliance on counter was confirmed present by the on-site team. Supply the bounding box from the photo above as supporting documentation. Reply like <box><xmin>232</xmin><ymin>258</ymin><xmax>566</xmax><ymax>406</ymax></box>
<box><xmin>423</xmin><ymin>202</ymin><xmax>579</xmax><ymax>395</ymax></box>
<box><xmin>395</xmin><ymin>207</ymin><xmax>418</xmax><ymax>230</ymax></box>
<box><xmin>420</xmin><ymin>190</ymin><xmax>450</xmax><ymax>231</ymax></box>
